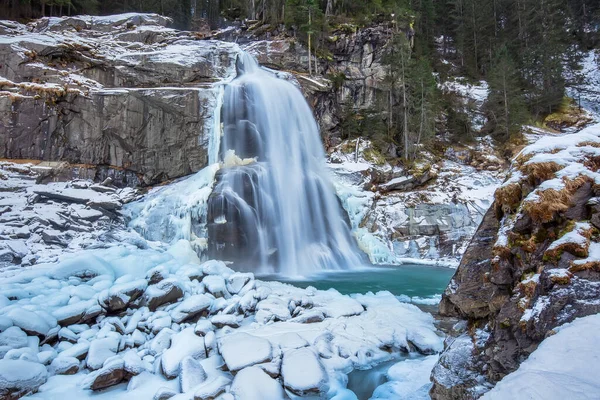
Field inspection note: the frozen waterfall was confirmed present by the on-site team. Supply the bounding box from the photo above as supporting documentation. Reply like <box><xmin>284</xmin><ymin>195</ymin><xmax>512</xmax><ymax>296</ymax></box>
<box><xmin>206</xmin><ymin>52</ymin><xmax>364</xmax><ymax>275</ymax></box>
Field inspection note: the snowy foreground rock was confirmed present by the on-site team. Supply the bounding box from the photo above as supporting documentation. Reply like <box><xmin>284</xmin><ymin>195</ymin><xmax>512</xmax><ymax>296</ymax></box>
<box><xmin>0</xmin><ymin>162</ymin><xmax>140</xmax><ymax>276</ymax></box>
<box><xmin>0</xmin><ymin>240</ymin><xmax>443</xmax><ymax>399</ymax></box>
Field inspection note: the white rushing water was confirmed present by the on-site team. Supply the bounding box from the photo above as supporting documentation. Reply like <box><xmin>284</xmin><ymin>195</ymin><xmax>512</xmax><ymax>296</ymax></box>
<box><xmin>207</xmin><ymin>53</ymin><xmax>364</xmax><ymax>275</ymax></box>
<box><xmin>128</xmin><ymin>51</ymin><xmax>364</xmax><ymax>276</ymax></box>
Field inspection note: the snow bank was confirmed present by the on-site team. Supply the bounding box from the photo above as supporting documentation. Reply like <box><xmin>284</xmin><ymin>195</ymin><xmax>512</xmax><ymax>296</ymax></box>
<box><xmin>483</xmin><ymin>314</ymin><xmax>600</xmax><ymax>400</ymax></box>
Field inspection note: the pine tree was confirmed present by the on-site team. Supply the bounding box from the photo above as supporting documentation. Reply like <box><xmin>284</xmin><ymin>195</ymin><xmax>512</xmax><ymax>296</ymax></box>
<box><xmin>484</xmin><ymin>47</ymin><xmax>527</xmax><ymax>140</ymax></box>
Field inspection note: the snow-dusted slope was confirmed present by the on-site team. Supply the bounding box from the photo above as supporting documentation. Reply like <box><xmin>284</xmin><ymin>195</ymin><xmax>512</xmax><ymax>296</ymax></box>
<box><xmin>482</xmin><ymin>313</ymin><xmax>600</xmax><ymax>400</ymax></box>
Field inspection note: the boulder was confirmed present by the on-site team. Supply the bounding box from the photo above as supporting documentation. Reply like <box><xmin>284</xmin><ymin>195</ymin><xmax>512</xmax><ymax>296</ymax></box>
<box><xmin>49</xmin><ymin>356</ymin><xmax>79</xmax><ymax>375</ymax></box>
<box><xmin>219</xmin><ymin>332</ymin><xmax>272</xmax><ymax>372</ymax></box>
<box><xmin>144</xmin><ymin>279</ymin><xmax>184</xmax><ymax>311</ymax></box>
<box><xmin>171</xmin><ymin>294</ymin><xmax>213</xmax><ymax>324</ymax></box>
<box><xmin>179</xmin><ymin>356</ymin><xmax>207</xmax><ymax>393</ymax></box>
<box><xmin>281</xmin><ymin>348</ymin><xmax>328</xmax><ymax>396</ymax></box>
<box><xmin>161</xmin><ymin>328</ymin><xmax>206</xmax><ymax>379</ymax></box>
<box><xmin>230</xmin><ymin>366</ymin><xmax>285</xmax><ymax>400</ymax></box>
<box><xmin>0</xmin><ymin>360</ymin><xmax>47</xmax><ymax>398</ymax></box>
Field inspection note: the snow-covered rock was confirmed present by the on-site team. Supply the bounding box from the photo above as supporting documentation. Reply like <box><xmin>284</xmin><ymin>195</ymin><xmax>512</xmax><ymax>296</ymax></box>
<box><xmin>230</xmin><ymin>366</ymin><xmax>284</xmax><ymax>400</ymax></box>
<box><xmin>281</xmin><ymin>348</ymin><xmax>328</xmax><ymax>395</ymax></box>
<box><xmin>0</xmin><ymin>359</ymin><xmax>47</xmax><ymax>398</ymax></box>
<box><xmin>161</xmin><ymin>328</ymin><xmax>206</xmax><ymax>379</ymax></box>
<box><xmin>179</xmin><ymin>356</ymin><xmax>207</xmax><ymax>393</ymax></box>
<box><xmin>219</xmin><ymin>333</ymin><xmax>273</xmax><ymax>372</ymax></box>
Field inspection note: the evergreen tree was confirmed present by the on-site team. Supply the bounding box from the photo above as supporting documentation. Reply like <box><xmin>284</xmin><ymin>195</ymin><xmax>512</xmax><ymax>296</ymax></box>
<box><xmin>484</xmin><ymin>47</ymin><xmax>527</xmax><ymax>139</ymax></box>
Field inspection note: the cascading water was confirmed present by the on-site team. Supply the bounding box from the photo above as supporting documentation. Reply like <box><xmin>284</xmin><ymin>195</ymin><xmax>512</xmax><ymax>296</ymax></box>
<box><xmin>207</xmin><ymin>52</ymin><xmax>364</xmax><ymax>275</ymax></box>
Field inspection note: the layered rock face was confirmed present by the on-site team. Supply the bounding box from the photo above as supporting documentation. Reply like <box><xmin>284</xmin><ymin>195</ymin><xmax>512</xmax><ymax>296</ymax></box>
<box><xmin>431</xmin><ymin>125</ymin><xmax>600</xmax><ymax>399</ymax></box>
<box><xmin>0</xmin><ymin>14</ymin><xmax>238</xmax><ymax>186</ymax></box>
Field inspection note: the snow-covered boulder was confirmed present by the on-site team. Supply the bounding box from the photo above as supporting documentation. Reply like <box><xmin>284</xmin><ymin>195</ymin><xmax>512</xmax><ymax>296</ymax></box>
<box><xmin>0</xmin><ymin>360</ymin><xmax>48</xmax><ymax>398</ymax></box>
<box><xmin>230</xmin><ymin>366</ymin><xmax>285</xmax><ymax>400</ymax></box>
<box><xmin>179</xmin><ymin>356</ymin><xmax>207</xmax><ymax>392</ymax></box>
<box><xmin>49</xmin><ymin>356</ymin><xmax>79</xmax><ymax>375</ymax></box>
<box><xmin>81</xmin><ymin>357</ymin><xmax>126</xmax><ymax>390</ymax></box>
<box><xmin>86</xmin><ymin>336</ymin><xmax>119</xmax><ymax>370</ymax></box>
<box><xmin>161</xmin><ymin>328</ymin><xmax>206</xmax><ymax>378</ymax></box>
<box><xmin>281</xmin><ymin>348</ymin><xmax>328</xmax><ymax>395</ymax></box>
<box><xmin>144</xmin><ymin>279</ymin><xmax>184</xmax><ymax>311</ymax></box>
<box><xmin>98</xmin><ymin>279</ymin><xmax>147</xmax><ymax>312</ymax></box>
<box><xmin>171</xmin><ymin>294</ymin><xmax>212</xmax><ymax>324</ymax></box>
<box><xmin>192</xmin><ymin>375</ymin><xmax>231</xmax><ymax>399</ymax></box>
<box><xmin>219</xmin><ymin>332</ymin><xmax>273</xmax><ymax>372</ymax></box>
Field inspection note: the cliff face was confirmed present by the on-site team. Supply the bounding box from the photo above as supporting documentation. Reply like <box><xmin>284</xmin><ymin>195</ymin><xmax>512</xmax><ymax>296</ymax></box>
<box><xmin>431</xmin><ymin>124</ymin><xmax>600</xmax><ymax>399</ymax></box>
<box><xmin>0</xmin><ymin>14</ymin><xmax>237</xmax><ymax>186</ymax></box>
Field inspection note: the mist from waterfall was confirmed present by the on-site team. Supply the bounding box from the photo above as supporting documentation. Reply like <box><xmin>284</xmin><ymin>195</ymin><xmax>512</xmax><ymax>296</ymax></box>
<box><xmin>206</xmin><ymin>52</ymin><xmax>364</xmax><ymax>276</ymax></box>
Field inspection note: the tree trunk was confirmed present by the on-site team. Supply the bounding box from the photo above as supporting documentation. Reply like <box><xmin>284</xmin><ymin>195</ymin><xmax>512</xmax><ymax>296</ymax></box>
<box><xmin>308</xmin><ymin>7</ymin><xmax>312</xmax><ymax>75</ymax></box>
<box><xmin>400</xmin><ymin>49</ymin><xmax>409</xmax><ymax>160</ymax></box>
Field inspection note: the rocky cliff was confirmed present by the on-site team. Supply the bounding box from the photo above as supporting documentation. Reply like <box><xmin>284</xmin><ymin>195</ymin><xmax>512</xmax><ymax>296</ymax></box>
<box><xmin>0</xmin><ymin>14</ymin><xmax>237</xmax><ymax>186</ymax></box>
<box><xmin>431</xmin><ymin>123</ymin><xmax>600</xmax><ymax>398</ymax></box>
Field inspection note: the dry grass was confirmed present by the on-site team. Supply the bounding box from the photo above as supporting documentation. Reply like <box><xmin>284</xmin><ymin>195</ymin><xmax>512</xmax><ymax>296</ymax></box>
<box><xmin>523</xmin><ymin>188</ymin><xmax>572</xmax><ymax>223</ymax></box>
<box><xmin>577</xmin><ymin>141</ymin><xmax>600</xmax><ymax>148</ymax></box>
<box><xmin>520</xmin><ymin>161</ymin><xmax>563</xmax><ymax>183</ymax></box>
<box><xmin>524</xmin><ymin>175</ymin><xmax>593</xmax><ymax>223</ymax></box>
<box><xmin>495</xmin><ymin>183</ymin><xmax>522</xmax><ymax>215</ymax></box>
<box><xmin>569</xmin><ymin>260</ymin><xmax>600</xmax><ymax>273</ymax></box>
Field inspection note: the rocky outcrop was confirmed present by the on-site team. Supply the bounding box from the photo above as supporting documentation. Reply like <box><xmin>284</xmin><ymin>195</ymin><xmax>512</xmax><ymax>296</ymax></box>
<box><xmin>431</xmin><ymin>125</ymin><xmax>600</xmax><ymax>398</ymax></box>
<box><xmin>0</xmin><ymin>14</ymin><xmax>238</xmax><ymax>186</ymax></box>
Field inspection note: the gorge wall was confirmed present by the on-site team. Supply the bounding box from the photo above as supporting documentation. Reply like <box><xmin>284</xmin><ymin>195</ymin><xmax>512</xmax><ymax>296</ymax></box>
<box><xmin>430</xmin><ymin>125</ymin><xmax>600</xmax><ymax>399</ymax></box>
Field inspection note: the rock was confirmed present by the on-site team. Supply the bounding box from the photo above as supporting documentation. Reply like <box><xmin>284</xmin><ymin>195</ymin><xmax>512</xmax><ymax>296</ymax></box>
<box><xmin>5</xmin><ymin>308</ymin><xmax>52</xmax><ymax>337</ymax></box>
<box><xmin>122</xmin><ymin>349</ymin><xmax>146</xmax><ymax>376</ymax></box>
<box><xmin>98</xmin><ymin>279</ymin><xmax>148</xmax><ymax>312</ymax></box>
<box><xmin>149</xmin><ymin>328</ymin><xmax>174</xmax><ymax>356</ymax></box>
<box><xmin>230</xmin><ymin>366</ymin><xmax>285</xmax><ymax>400</ymax></box>
<box><xmin>255</xmin><ymin>297</ymin><xmax>291</xmax><ymax>323</ymax></box>
<box><xmin>439</xmin><ymin>206</ymin><xmax>505</xmax><ymax>319</ymax></box>
<box><xmin>161</xmin><ymin>328</ymin><xmax>206</xmax><ymax>379</ymax></box>
<box><xmin>171</xmin><ymin>294</ymin><xmax>213</xmax><ymax>324</ymax></box>
<box><xmin>49</xmin><ymin>356</ymin><xmax>79</xmax><ymax>375</ymax></box>
<box><xmin>53</xmin><ymin>300</ymin><xmax>96</xmax><ymax>326</ymax></box>
<box><xmin>290</xmin><ymin>310</ymin><xmax>325</xmax><ymax>324</ymax></box>
<box><xmin>210</xmin><ymin>314</ymin><xmax>241</xmax><ymax>329</ymax></box>
<box><xmin>192</xmin><ymin>375</ymin><xmax>231</xmax><ymax>400</ymax></box>
<box><xmin>179</xmin><ymin>356</ymin><xmax>207</xmax><ymax>392</ymax></box>
<box><xmin>219</xmin><ymin>332</ymin><xmax>272</xmax><ymax>372</ymax></box>
<box><xmin>281</xmin><ymin>348</ymin><xmax>328</xmax><ymax>396</ymax></box>
<box><xmin>57</xmin><ymin>341</ymin><xmax>89</xmax><ymax>360</ymax></box>
<box><xmin>203</xmin><ymin>275</ymin><xmax>229</xmax><ymax>298</ymax></box>
<box><xmin>86</xmin><ymin>337</ymin><xmax>120</xmax><ymax>370</ymax></box>
<box><xmin>0</xmin><ymin>360</ymin><xmax>47</xmax><ymax>399</ymax></box>
<box><xmin>0</xmin><ymin>326</ymin><xmax>28</xmax><ymax>349</ymax></box>
<box><xmin>154</xmin><ymin>387</ymin><xmax>178</xmax><ymax>400</ymax></box>
<box><xmin>226</xmin><ymin>273</ymin><xmax>254</xmax><ymax>295</ymax></box>
<box><xmin>0</xmin><ymin>316</ymin><xmax>13</xmax><ymax>332</ymax></box>
<box><xmin>144</xmin><ymin>279</ymin><xmax>184</xmax><ymax>311</ymax></box>
<box><xmin>82</xmin><ymin>357</ymin><xmax>126</xmax><ymax>391</ymax></box>
<box><xmin>194</xmin><ymin>320</ymin><xmax>214</xmax><ymax>336</ymax></box>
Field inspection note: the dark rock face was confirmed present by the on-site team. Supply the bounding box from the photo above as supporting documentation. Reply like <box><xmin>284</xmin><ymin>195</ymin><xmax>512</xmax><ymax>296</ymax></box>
<box><xmin>431</xmin><ymin>135</ymin><xmax>600</xmax><ymax>399</ymax></box>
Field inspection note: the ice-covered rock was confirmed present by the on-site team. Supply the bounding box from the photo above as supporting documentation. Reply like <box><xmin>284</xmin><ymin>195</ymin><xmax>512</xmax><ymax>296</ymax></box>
<box><xmin>230</xmin><ymin>366</ymin><xmax>284</xmax><ymax>400</ymax></box>
<box><xmin>49</xmin><ymin>356</ymin><xmax>79</xmax><ymax>375</ymax></box>
<box><xmin>98</xmin><ymin>279</ymin><xmax>147</xmax><ymax>312</ymax></box>
<box><xmin>4</xmin><ymin>307</ymin><xmax>52</xmax><ymax>336</ymax></box>
<box><xmin>203</xmin><ymin>275</ymin><xmax>229</xmax><ymax>298</ymax></box>
<box><xmin>81</xmin><ymin>357</ymin><xmax>126</xmax><ymax>390</ymax></box>
<box><xmin>281</xmin><ymin>348</ymin><xmax>327</xmax><ymax>395</ymax></box>
<box><xmin>179</xmin><ymin>356</ymin><xmax>207</xmax><ymax>392</ymax></box>
<box><xmin>86</xmin><ymin>337</ymin><xmax>120</xmax><ymax>370</ymax></box>
<box><xmin>0</xmin><ymin>360</ymin><xmax>47</xmax><ymax>398</ymax></box>
<box><xmin>144</xmin><ymin>279</ymin><xmax>184</xmax><ymax>311</ymax></box>
<box><xmin>192</xmin><ymin>375</ymin><xmax>231</xmax><ymax>399</ymax></box>
<box><xmin>171</xmin><ymin>294</ymin><xmax>212</xmax><ymax>324</ymax></box>
<box><xmin>219</xmin><ymin>332</ymin><xmax>273</xmax><ymax>372</ymax></box>
<box><xmin>161</xmin><ymin>328</ymin><xmax>206</xmax><ymax>379</ymax></box>
<box><xmin>0</xmin><ymin>326</ymin><xmax>28</xmax><ymax>349</ymax></box>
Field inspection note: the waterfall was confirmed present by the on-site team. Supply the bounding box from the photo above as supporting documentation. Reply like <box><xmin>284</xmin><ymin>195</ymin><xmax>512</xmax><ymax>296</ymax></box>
<box><xmin>206</xmin><ymin>52</ymin><xmax>364</xmax><ymax>276</ymax></box>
